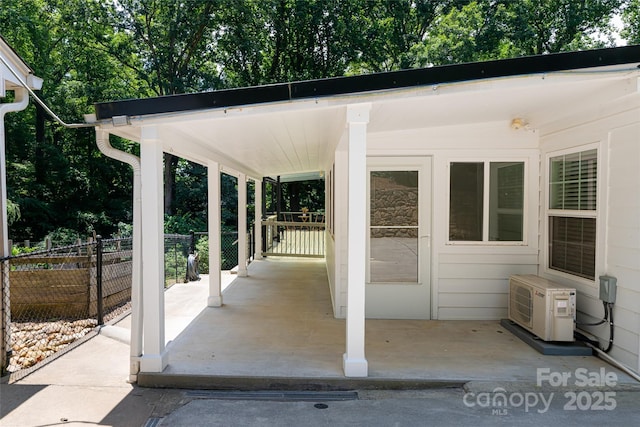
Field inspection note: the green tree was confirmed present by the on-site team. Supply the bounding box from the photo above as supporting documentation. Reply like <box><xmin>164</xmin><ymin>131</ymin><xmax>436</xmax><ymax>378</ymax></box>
<box><xmin>621</xmin><ymin>0</ymin><xmax>640</xmax><ymax>43</ymax></box>
<box><xmin>352</xmin><ymin>0</ymin><xmax>465</xmax><ymax>72</ymax></box>
<box><xmin>91</xmin><ymin>0</ymin><xmax>221</xmax><ymax>215</ymax></box>
<box><xmin>217</xmin><ymin>0</ymin><xmax>369</xmax><ymax>85</ymax></box>
<box><xmin>1</xmin><ymin>0</ymin><xmax>137</xmax><ymax>240</ymax></box>
<box><xmin>410</xmin><ymin>1</ymin><xmax>512</xmax><ymax>66</ymax></box>
<box><xmin>408</xmin><ymin>0</ymin><xmax>624</xmax><ymax>67</ymax></box>
<box><xmin>507</xmin><ymin>0</ymin><xmax>624</xmax><ymax>54</ymax></box>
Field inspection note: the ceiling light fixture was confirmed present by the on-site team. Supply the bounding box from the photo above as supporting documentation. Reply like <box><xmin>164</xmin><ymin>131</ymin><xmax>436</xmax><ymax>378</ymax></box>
<box><xmin>510</xmin><ymin>117</ymin><xmax>527</xmax><ymax>130</ymax></box>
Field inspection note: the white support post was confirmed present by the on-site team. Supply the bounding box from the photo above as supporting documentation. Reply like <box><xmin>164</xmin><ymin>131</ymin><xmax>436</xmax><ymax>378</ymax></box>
<box><xmin>254</xmin><ymin>179</ymin><xmax>263</xmax><ymax>260</ymax></box>
<box><xmin>138</xmin><ymin>126</ymin><xmax>167</xmax><ymax>373</ymax></box>
<box><xmin>237</xmin><ymin>173</ymin><xmax>248</xmax><ymax>277</ymax></box>
<box><xmin>208</xmin><ymin>160</ymin><xmax>223</xmax><ymax>307</ymax></box>
<box><xmin>343</xmin><ymin>103</ymin><xmax>370</xmax><ymax>377</ymax></box>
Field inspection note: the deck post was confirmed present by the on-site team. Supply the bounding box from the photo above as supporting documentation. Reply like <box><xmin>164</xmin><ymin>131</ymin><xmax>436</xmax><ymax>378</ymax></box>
<box><xmin>208</xmin><ymin>160</ymin><xmax>222</xmax><ymax>307</ymax></box>
<box><xmin>254</xmin><ymin>178</ymin><xmax>264</xmax><ymax>260</ymax></box>
<box><xmin>343</xmin><ymin>103</ymin><xmax>370</xmax><ymax>377</ymax></box>
<box><xmin>238</xmin><ymin>173</ymin><xmax>248</xmax><ymax>277</ymax></box>
<box><xmin>139</xmin><ymin>126</ymin><xmax>168</xmax><ymax>372</ymax></box>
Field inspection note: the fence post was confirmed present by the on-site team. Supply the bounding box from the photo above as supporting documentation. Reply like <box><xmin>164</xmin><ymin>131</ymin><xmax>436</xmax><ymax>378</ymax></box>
<box><xmin>1</xmin><ymin>259</ymin><xmax>10</xmax><ymax>375</ymax></box>
<box><xmin>96</xmin><ymin>235</ymin><xmax>104</xmax><ymax>326</ymax></box>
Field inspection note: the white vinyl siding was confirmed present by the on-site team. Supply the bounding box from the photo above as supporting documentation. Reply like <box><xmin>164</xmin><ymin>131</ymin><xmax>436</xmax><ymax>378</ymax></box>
<box><xmin>437</xmin><ymin>252</ymin><xmax>538</xmax><ymax>319</ymax></box>
<box><xmin>541</xmin><ymin>110</ymin><xmax>640</xmax><ymax>374</ymax></box>
<box><xmin>605</xmin><ymin>123</ymin><xmax>640</xmax><ymax>371</ymax></box>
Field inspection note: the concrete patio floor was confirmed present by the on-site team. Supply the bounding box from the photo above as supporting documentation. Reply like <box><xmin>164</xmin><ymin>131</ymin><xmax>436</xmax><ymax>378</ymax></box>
<box><xmin>136</xmin><ymin>258</ymin><xmax>639</xmax><ymax>390</ymax></box>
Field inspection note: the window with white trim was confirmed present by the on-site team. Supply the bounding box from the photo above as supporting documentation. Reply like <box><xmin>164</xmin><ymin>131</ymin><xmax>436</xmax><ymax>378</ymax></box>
<box><xmin>449</xmin><ymin>161</ymin><xmax>524</xmax><ymax>242</ymax></box>
<box><xmin>548</xmin><ymin>149</ymin><xmax>597</xmax><ymax>280</ymax></box>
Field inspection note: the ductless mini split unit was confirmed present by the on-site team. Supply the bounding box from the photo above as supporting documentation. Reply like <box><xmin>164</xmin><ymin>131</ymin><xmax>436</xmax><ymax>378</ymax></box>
<box><xmin>508</xmin><ymin>275</ymin><xmax>576</xmax><ymax>342</ymax></box>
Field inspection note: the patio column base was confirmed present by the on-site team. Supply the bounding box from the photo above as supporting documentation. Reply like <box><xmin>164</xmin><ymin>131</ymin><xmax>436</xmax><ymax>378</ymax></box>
<box><xmin>208</xmin><ymin>295</ymin><xmax>223</xmax><ymax>307</ymax></box>
<box><xmin>238</xmin><ymin>268</ymin><xmax>248</xmax><ymax>277</ymax></box>
<box><xmin>139</xmin><ymin>351</ymin><xmax>168</xmax><ymax>373</ymax></box>
<box><xmin>343</xmin><ymin>353</ymin><xmax>368</xmax><ymax>377</ymax></box>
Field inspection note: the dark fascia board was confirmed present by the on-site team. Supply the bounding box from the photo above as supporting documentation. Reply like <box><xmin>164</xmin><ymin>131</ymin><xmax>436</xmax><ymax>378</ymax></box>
<box><xmin>94</xmin><ymin>45</ymin><xmax>640</xmax><ymax>121</ymax></box>
<box><xmin>94</xmin><ymin>84</ymin><xmax>291</xmax><ymax>121</ymax></box>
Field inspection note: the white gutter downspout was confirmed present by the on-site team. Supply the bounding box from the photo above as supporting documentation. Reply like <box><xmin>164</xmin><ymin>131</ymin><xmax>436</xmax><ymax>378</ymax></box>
<box><xmin>0</xmin><ymin>87</ymin><xmax>28</xmax><ymax>253</ymax></box>
<box><xmin>0</xmin><ymin>88</ymin><xmax>29</xmax><ymax>373</ymax></box>
<box><xmin>95</xmin><ymin>129</ymin><xmax>142</xmax><ymax>383</ymax></box>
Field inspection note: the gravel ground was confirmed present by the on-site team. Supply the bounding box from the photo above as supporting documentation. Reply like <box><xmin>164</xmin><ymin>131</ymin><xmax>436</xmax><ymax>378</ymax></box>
<box><xmin>7</xmin><ymin>301</ymin><xmax>131</xmax><ymax>372</ymax></box>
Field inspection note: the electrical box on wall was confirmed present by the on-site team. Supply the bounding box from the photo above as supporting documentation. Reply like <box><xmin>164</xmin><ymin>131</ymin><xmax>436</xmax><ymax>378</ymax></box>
<box><xmin>599</xmin><ymin>275</ymin><xmax>617</xmax><ymax>303</ymax></box>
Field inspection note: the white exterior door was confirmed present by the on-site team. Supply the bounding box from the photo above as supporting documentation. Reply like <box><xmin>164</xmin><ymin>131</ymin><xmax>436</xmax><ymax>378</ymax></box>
<box><xmin>366</xmin><ymin>157</ymin><xmax>432</xmax><ymax>319</ymax></box>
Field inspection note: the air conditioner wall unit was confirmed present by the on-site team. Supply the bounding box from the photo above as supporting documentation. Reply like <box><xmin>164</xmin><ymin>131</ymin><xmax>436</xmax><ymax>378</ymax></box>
<box><xmin>508</xmin><ymin>275</ymin><xmax>576</xmax><ymax>342</ymax></box>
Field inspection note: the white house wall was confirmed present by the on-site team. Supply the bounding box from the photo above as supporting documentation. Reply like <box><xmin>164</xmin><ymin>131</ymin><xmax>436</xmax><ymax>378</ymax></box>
<box><xmin>328</xmin><ymin>134</ymin><xmax>349</xmax><ymax>319</ymax></box>
<box><xmin>330</xmin><ymin>121</ymin><xmax>541</xmax><ymax>320</ymax></box>
<box><xmin>539</xmin><ymin>100</ymin><xmax>640</xmax><ymax>373</ymax></box>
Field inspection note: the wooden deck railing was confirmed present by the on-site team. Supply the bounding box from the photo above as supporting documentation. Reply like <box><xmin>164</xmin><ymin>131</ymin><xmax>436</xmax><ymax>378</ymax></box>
<box><xmin>262</xmin><ymin>219</ymin><xmax>325</xmax><ymax>257</ymax></box>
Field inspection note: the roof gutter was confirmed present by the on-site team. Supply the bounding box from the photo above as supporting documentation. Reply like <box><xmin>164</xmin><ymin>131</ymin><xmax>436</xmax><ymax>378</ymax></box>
<box><xmin>95</xmin><ymin>129</ymin><xmax>142</xmax><ymax>383</ymax></box>
<box><xmin>0</xmin><ymin>54</ymin><xmax>94</xmax><ymax>129</ymax></box>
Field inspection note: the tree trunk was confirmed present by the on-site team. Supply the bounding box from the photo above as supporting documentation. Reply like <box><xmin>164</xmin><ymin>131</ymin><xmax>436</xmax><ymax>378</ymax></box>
<box><xmin>35</xmin><ymin>93</ymin><xmax>46</xmax><ymax>185</ymax></box>
<box><xmin>163</xmin><ymin>153</ymin><xmax>179</xmax><ymax>215</ymax></box>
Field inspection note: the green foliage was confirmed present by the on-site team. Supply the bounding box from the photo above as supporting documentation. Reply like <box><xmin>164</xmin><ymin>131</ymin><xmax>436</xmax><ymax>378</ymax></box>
<box><xmin>6</xmin><ymin>200</ymin><xmax>21</xmax><ymax>225</ymax></box>
<box><xmin>501</xmin><ymin>0</ymin><xmax>622</xmax><ymax>55</ymax></box>
<box><xmin>409</xmin><ymin>0</ymin><xmax>624</xmax><ymax>67</ymax></box>
<box><xmin>1</xmin><ymin>0</ymin><xmax>135</xmax><ymax>241</ymax></box>
<box><xmin>279</xmin><ymin>180</ymin><xmax>325</xmax><ymax>214</ymax></box>
<box><xmin>116</xmin><ymin>222</ymin><xmax>134</xmax><ymax>238</ymax></box>
<box><xmin>46</xmin><ymin>227</ymin><xmax>82</xmax><ymax>246</ymax></box>
<box><xmin>164</xmin><ymin>213</ymin><xmax>206</xmax><ymax>235</ymax></box>
<box><xmin>11</xmin><ymin>245</ymin><xmax>38</xmax><ymax>256</ymax></box>
<box><xmin>221</xmin><ymin>173</ymin><xmax>238</xmax><ymax>231</ymax></box>
<box><xmin>195</xmin><ymin>236</ymin><xmax>209</xmax><ymax>274</ymax></box>
<box><xmin>621</xmin><ymin>0</ymin><xmax>640</xmax><ymax>43</ymax></box>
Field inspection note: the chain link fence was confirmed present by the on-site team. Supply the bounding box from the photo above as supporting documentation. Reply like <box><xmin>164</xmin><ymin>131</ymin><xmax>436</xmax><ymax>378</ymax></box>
<box><xmin>1</xmin><ymin>237</ymin><xmax>132</xmax><ymax>379</ymax></box>
<box><xmin>164</xmin><ymin>234</ymin><xmax>192</xmax><ymax>286</ymax></box>
<box><xmin>1</xmin><ymin>230</ymin><xmax>255</xmax><ymax>379</ymax></box>
<box><xmin>191</xmin><ymin>229</ymin><xmax>255</xmax><ymax>273</ymax></box>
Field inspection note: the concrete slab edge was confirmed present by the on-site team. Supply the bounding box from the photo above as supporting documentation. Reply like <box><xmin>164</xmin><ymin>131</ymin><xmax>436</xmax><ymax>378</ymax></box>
<box><xmin>137</xmin><ymin>373</ymin><xmax>466</xmax><ymax>391</ymax></box>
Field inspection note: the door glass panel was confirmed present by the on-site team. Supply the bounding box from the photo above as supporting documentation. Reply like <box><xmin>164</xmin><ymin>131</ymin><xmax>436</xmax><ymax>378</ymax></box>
<box><xmin>369</xmin><ymin>171</ymin><xmax>419</xmax><ymax>283</ymax></box>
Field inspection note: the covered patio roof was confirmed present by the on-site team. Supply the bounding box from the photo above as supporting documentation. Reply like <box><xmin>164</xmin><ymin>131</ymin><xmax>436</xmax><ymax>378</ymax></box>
<box><xmin>93</xmin><ymin>45</ymin><xmax>640</xmax><ymax>179</ymax></box>
<box><xmin>90</xmin><ymin>45</ymin><xmax>640</xmax><ymax>380</ymax></box>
